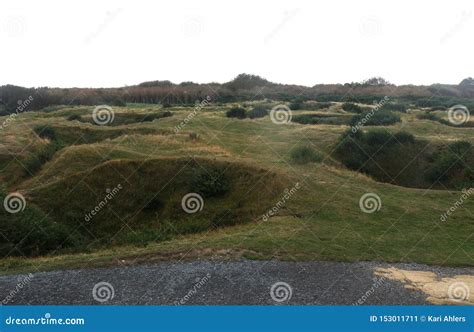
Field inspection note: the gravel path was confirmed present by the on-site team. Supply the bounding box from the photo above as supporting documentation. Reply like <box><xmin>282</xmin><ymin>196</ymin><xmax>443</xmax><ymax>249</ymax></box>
<box><xmin>1</xmin><ymin>260</ymin><xmax>472</xmax><ymax>305</ymax></box>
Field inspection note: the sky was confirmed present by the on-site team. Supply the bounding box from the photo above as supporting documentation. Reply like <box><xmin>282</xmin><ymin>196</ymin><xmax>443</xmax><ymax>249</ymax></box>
<box><xmin>0</xmin><ymin>0</ymin><xmax>473</xmax><ymax>88</ymax></box>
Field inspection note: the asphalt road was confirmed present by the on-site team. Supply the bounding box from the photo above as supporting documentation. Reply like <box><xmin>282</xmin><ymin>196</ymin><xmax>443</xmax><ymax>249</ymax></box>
<box><xmin>1</xmin><ymin>260</ymin><xmax>471</xmax><ymax>305</ymax></box>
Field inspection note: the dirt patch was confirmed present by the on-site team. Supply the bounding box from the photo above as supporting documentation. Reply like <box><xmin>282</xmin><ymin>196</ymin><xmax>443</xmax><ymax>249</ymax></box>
<box><xmin>375</xmin><ymin>267</ymin><xmax>473</xmax><ymax>305</ymax></box>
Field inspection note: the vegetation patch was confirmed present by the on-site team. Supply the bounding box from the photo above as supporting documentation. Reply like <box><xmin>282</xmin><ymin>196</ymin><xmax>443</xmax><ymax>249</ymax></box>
<box><xmin>25</xmin><ymin>158</ymin><xmax>288</xmax><ymax>256</ymax></box>
<box><xmin>248</xmin><ymin>106</ymin><xmax>268</xmax><ymax>119</ymax></box>
<box><xmin>292</xmin><ymin>113</ymin><xmax>352</xmax><ymax>125</ymax></box>
<box><xmin>226</xmin><ymin>107</ymin><xmax>247</xmax><ymax>119</ymax></box>
<box><xmin>290</xmin><ymin>145</ymin><xmax>323</xmax><ymax>164</ymax></box>
<box><xmin>333</xmin><ymin>129</ymin><xmax>474</xmax><ymax>189</ymax></box>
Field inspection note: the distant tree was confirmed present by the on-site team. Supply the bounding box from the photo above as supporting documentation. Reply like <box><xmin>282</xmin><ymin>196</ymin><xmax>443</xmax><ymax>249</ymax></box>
<box><xmin>459</xmin><ymin>77</ymin><xmax>474</xmax><ymax>87</ymax></box>
<box><xmin>224</xmin><ymin>74</ymin><xmax>272</xmax><ymax>91</ymax></box>
<box><xmin>361</xmin><ymin>77</ymin><xmax>392</xmax><ymax>86</ymax></box>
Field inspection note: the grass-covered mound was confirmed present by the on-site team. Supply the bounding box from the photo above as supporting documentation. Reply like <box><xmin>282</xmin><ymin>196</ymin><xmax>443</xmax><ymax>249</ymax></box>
<box><xmin>0</xmin><ymin>191</ymin><xmax>74</xmax><ymax>257</ymax></box>
<box><xmin>70</xmin><ymin>111</ymin><xmax>172</xmax><ymax>126</ymax></box>
<box><xmin>25</xmin><ymin>157</ymin><xmax>288</xmax><ymax>255</ymax></box>
<box><xmin>292</xmin><ymin>113</ymin><xmax>352</xmax><ymax>125</ymax></box>
<box><xmin>333</xmin><ymin>129</ymin><xmax>474</xmax><ymax>189</ymax></box>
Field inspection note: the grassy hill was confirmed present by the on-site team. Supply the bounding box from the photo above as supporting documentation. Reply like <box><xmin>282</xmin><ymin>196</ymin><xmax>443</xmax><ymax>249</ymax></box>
<box><xmin>1</xmin><ymin>101</ymin><xmax>473</xmax><ymax>273</ymax></box>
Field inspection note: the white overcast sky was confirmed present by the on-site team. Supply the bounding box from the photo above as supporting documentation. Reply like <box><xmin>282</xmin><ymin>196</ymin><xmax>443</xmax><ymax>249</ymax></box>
<box><xmin>0</xmin><ymin>0</ymin><xmax>472</xmax><ymax>88</ymax></box>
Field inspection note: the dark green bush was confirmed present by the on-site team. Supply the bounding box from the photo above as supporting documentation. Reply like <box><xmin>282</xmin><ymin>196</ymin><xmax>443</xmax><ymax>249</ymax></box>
<box><xmin>290</xmin><ymin>146</ymin><xmax>323</xmax><ymax>164</ymax></box>
<box><xmin>350</xmin><ymin>110</ymin><xmax>401</xmax><ymax>127</ymax></box>
<box><xmin>289</xmin><ymin>101</ymin><xmax>302</xmax><ymax>110</ymax></box>
<box><xmin>142</xmin><ymin>111</ymin><xmax>172</xmax><ymax>122</ymax></box>
<box><xmin>425</xmin><ymin>141</ymin><xmax>472</xmax><ymax>185</ymax></box>
<box><xmin>334</xmin><ymin>129</ymin><xmax>414</xmax><ymax>171</ymax></box>
<box><xmin>248</xmin><ymin>106</ymin><xmax>268</xmax><ymax>119</ymax></box>
<box><xmin>226</xmin><ymin>107</ymin><xmax>247</xmax><ymax>119</ymax></box>
<box><xmin>342</xmin><ymin>103</ymin><xmax>363</xmax><ymax>113</ymax></box>
<box><xmin>190</xmin><ymin>168</ymin><xmax>230</xmax><ymax>198</ymax></box>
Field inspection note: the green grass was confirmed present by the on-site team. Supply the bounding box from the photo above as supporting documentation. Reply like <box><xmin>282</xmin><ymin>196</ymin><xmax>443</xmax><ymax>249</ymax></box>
<box><xmin>0</xmin><ymin>104</ymin><xmax>473</xmax><ymax>274</ymax></box>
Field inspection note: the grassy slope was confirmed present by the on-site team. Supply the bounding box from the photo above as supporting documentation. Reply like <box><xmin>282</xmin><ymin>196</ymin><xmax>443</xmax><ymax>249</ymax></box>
<box><xmin>0</xmin><ymin>105</ymin><xmax>473</xmax><ymax>274</ymax></box>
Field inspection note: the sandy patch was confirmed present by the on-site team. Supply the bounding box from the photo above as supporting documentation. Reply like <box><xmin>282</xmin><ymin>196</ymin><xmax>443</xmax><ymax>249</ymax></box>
<box><xmin>375</xmin><ymin>267</ymin><xmax>473</xmax><ymax>305</ymax></box>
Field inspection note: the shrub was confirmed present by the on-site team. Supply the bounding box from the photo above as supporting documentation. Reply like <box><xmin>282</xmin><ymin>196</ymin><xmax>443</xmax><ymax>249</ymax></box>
<box><xmin>289</xmin><ymin>101</ymin><xmax>302</xmax><ymax>110</ymax></box>
<box><xmin>334</xmin><ymin>129</ymin><xmax>414</xmax><ymax>171</ymax></box>
<box><xmin>290</xmin><ymin>146</ymin><xmax>323</xmax><ymax>164</ymax></box>
<box><xmin>342</xmin><ymin>103</ymin><xmax>363</xmax><ymax>113</ymax></box>
<box><xmin>248</xmin><ymin>106</ymin><xmax>268</xmax><ymax>119</ymax></box>
<box><xmin>142</xmin><ymin>111</ymin><xmax>172</xmax><ymax>122</ymax></box>
<box><xmin>350</xmin><ymin>110</ymin><xmax>401</xmax><ymax>127</ymax></box>
<box><xmin>190</xmin><ymin>168</ymin><xmax>230</xmax><ymax>197</ymax></box>
<box><xmin>425</xmin><ymin>141</ymin><xmax>472</xmax><ymax>185</ymax></box>
<box><xmin>381</xmin><ymin>103</ymin><xmax>407</xmax><ymax>113</ymax></box>
<box><xmin>226</xmin><ymin>107</ymin><xmax>246</xmax><ymax>119</ymax></box>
